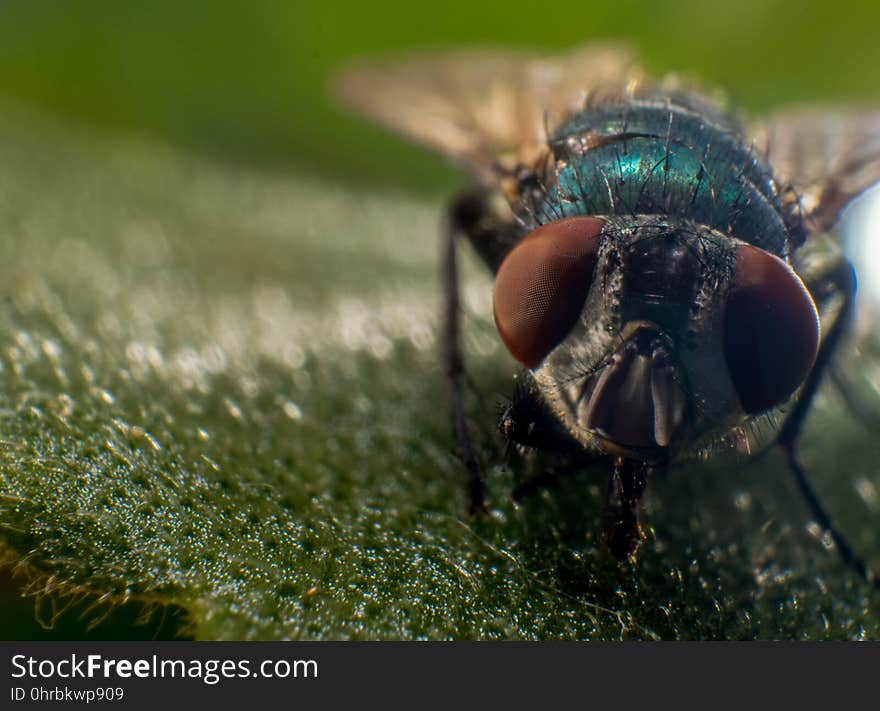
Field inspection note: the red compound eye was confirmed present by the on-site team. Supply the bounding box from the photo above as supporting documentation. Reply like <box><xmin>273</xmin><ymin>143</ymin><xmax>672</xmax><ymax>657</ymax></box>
<box><xmin>723</xmin><ymin>244</ymin><xmax>820</xmax><ymax>414</ymax></box>
<box><xmin>493</xmin><ymin>216</ymin><xmax>604</xmax><ymax>368</ymax></box>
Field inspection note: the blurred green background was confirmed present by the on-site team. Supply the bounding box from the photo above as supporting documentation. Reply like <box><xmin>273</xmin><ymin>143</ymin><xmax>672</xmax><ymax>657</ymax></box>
<box><xmin>1</xmin><ymin>0</ymin><xmax>879</xmax><ymax>640</ymax></box>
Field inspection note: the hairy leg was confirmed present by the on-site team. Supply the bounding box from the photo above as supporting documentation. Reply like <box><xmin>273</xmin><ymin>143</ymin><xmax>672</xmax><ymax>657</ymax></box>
<box><xmin>442</xmin><ymin>189</ymin><xmax>523</xmax><ymax>513</ymax></box>
<box><xmin>602</xmin><ymin>458</ymin><xmax>650</xmax><ymax>561</ymax></box>
<box><xmin>776</xmin><ymin>257</ymin><xmax>877</xmax><ymax>585</ymax></box>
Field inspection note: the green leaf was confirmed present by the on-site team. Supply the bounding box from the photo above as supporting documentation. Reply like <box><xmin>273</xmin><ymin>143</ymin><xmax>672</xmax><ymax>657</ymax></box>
<box><xmin>0</xmin><ymin>104</ymin><xmax>878</xmax><ymax>640</ymax></box>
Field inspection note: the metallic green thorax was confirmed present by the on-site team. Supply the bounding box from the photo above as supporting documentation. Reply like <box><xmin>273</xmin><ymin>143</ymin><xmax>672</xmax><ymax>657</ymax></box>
<box><xmin>541</xmin><ymin>97</ymin><xmax>803</xmax><ymax>260</ymax></box>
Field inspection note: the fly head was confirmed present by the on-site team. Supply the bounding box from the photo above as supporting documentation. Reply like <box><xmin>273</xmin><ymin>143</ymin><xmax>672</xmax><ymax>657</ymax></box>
<box><xmin>493</xmin><ymin>215</ymin><xmax>821</xmax><ymax>462</ymax></box>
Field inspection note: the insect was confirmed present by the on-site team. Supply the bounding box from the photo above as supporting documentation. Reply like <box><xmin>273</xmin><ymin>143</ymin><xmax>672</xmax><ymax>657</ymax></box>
<box><xmin>336</xmin><ymin>45</ymin><xmax>880</xmax><ymax>579</ymax></box>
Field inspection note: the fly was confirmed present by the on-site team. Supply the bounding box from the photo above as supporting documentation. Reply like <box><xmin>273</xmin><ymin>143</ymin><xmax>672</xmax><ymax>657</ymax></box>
<box><xmin>336</xmin><ymin>45</ymin><xmax>880</xmax><ymax>580</ymax></box>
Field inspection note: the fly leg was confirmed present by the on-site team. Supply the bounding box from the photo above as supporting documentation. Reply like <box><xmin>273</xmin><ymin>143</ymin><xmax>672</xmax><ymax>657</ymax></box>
<box><xmin>776</xmin><ymin>257</ymin><xmax>877</xmax><ymax>586</ymax></box>
<box><xmin>602</xmin><ymin>458</ymin><xmax>650</xmax><ymax>561</ymax></box>
<box><xmin>443</xmin><ymin>189</ymin><xmax>522</xmax><ymax>513</ymax></box>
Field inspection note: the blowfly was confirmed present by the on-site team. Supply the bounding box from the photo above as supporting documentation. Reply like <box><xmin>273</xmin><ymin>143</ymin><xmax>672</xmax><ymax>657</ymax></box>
<box><xmin>337</xmin><ymin>45</ymin><xmax>880</xmax><ymax>580</ymax></box>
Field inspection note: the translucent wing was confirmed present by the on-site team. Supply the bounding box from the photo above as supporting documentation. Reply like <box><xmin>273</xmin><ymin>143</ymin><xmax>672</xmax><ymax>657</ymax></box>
<box><xmin>753</xmin><ymin>109</ymin><xmax>880</xmax><ymax>233</ymax></box>
<box><xmin>335</xmin><ymin>44</ymin><xmax>642</xmax><ymax>185</ymax></box>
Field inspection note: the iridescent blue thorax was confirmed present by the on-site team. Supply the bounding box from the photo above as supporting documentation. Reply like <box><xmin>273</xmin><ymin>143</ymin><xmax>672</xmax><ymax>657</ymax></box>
<box><xmin>539</xmin><ymin>97</ymin><xmax>804</xmax><ymax>259</ymax></box>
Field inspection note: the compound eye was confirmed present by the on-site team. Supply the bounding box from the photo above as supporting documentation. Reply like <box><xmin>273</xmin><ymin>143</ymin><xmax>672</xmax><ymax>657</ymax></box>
<box><xmin>723</xmin><ymin>244</ymin><xmax>820</xmax><ymax>414</ymax></box>
<box><xmin>493</xmin><ymin>216</ymin><xmax>604</xmax><ymax>368</ymax></box>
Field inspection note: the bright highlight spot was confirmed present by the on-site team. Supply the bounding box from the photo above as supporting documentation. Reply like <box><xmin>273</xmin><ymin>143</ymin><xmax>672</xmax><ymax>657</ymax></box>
<box><xmin>843</xmin><ymin>183</ymin><xmax>880</xmax><ymax>325</ymax></box>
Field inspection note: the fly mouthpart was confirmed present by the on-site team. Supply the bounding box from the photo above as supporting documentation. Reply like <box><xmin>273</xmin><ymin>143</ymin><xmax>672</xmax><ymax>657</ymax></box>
<box><xmin>581</xmin><ymin>323</ymin><xmax>686</xmax><ymax>451</ymax></box>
